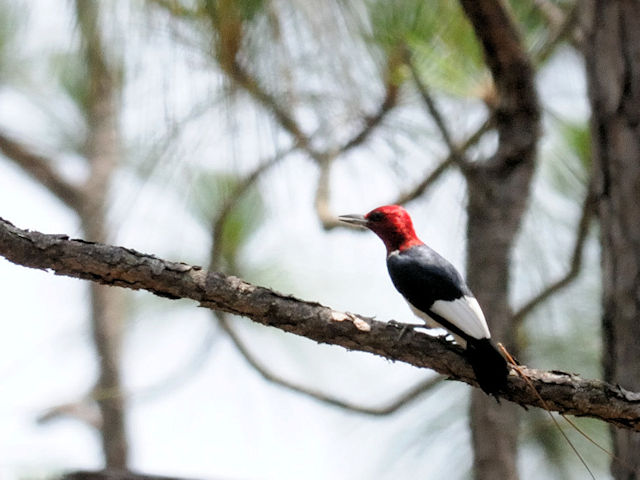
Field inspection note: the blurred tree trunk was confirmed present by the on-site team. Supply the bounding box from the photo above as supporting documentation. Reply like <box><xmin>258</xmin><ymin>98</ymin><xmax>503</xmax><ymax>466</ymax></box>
<box><xmin>466</xmin><ymin>176</ymin><xmax>525</xmax><ymax>480</ymax></box>
<box><xmin>459</xmin><ymin>1</ymin><xmax>540</xmax><ymax>478</ymax></box>
<box><xmin>583</xmin><ymin>1</ymin><xmax>640</xmax><ymax>478</ymax></box>
<box><xmin>76</xmin><ymin>0</ymin><xmax>128</xmax><ymax>468</ymax></box>
<box><xmin>0</xmin><ymin>0</ymin><xmax>127</xmax><ymax>467</ymax></box>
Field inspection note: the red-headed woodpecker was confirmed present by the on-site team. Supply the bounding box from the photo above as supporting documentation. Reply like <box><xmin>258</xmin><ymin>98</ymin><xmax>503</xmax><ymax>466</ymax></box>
<box><xmin>339</xmin><ymin>205</ymin><xmax>508</xmax><ymax>394</ymax></box>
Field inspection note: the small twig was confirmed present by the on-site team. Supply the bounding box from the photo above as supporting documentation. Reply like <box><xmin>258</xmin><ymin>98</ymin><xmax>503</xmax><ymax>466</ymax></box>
<box><xmin>37</xmin><ymin>400</ymin><xmax>102</xmax><ymax>430</ymax></box>
<box><xmin>151</xmin><ymin>0</ymin><xmax>315</xmax><ymax>155</ymax></box>
<box><xmin>392</xmin><ymin>116</ymin><xmax>493</xmax><ymax>206</ymax></box>
<box><xmin>218</xmin><ymin>312</ymin><xmax>443</xmax><ymax>415</ymax></box>
<box><xmin>512</xmin><ymin>180</ymin><xmax>596</xmax><ymax>324</ymax></box>
<box><xmin>393</xmin><ymin>158</ymin><xmax>454</xmax><ymax>206</ymax></box>
<box><xmin>311</xmin><ymin>51</ymin><xmax>404</xmax><ymax>230</ymax></box>
<box><xmin>559</xmin><ymin>414</ymin><xmax>640</xmax><ymax>475</ymax></box>
<box><xmin>498</xmin><ymin>344</ymin><xmax>596</xmax><ymax>480</ymax></box>
<box><xmin>225</xmin><ymin>57</ymin><xmax>318</xmax><ymax>156</ymax></box>
<box><xmin>316</xmin><ymin>61</ymin><xmax>402</xmax><ymax>230</ymax></box>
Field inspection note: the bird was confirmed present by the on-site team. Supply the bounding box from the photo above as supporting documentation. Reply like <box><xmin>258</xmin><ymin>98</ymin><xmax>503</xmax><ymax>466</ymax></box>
<box><xmin>339</xmin><ymin>204</ymin><xmax>509</xmax><ymax>395</ymax></box>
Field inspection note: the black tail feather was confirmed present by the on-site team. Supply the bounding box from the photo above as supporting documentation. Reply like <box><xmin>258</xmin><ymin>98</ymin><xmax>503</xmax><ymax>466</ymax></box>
<box><xmin>466</xmin><ymin>338</ymin><xmax>509</xmax><ymax>395</ymax></box>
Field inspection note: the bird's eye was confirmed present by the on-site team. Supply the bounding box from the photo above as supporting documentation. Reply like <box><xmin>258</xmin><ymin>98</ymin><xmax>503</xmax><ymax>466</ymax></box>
<box><xmin>368</xmin><ymin>212</ymin><xmax>384</xmax><ymax>222</ymax></box>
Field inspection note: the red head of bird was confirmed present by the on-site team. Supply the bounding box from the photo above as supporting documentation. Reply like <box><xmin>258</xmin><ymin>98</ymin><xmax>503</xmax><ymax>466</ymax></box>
<box><xmin>339</xmin><ymin>205</ymin><xmax>423</xmax><ymax>254</ymax></box>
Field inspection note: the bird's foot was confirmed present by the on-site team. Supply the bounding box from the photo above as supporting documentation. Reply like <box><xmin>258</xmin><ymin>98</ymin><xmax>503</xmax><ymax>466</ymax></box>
<box><xmin>387</xmin><ymin>320</ymin><xmax>418</xmax><ymax>341</ymax></box>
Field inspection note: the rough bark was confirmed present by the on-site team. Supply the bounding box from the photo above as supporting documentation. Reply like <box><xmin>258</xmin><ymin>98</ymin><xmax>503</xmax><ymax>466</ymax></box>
<box><xmin>75</xmin><ymin>0</ymin><xmax>128</xmax><ymax>468</ymax></box>
<box><xmin>63</xmin><ymin>471</ymin><xmax>191</xmax><ymax>480</ymax></box>
<box><xmin>3</xmin><ymin>218</ymin><xmax>640</xmax><ymax>430</ymax></box>
<box><xmin>583</xmin><ymin>1</ymin><xmax>640</xmax><ymax>477</ymax></box>
<box><xmin>458</xmin><ymin>1</ymin><xmax>541</xmax><ymax>478</ymax></box>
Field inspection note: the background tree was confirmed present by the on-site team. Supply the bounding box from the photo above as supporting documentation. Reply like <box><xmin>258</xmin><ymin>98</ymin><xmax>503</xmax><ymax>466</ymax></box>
<box><xmin>0</xmin><ymin>0</ymin><xmax>621</xmax><ymax>479</ymax></box>
<box><xmin>0</xmin><ymin>0</ymin><xmax>127</xmax><ymax>468</ymax></box>
<box><xmin>583</xmin><ymin>0</ymin><xmax>640</xmax><ymax>477</ymax></box>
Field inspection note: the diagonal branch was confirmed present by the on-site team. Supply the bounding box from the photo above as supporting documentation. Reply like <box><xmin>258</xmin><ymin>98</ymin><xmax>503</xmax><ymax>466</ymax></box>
<box><xmin>315</xmin><ymin>68</ymin><xmax>401</xmax><ymax>230</ymax></box>
<box><xmin>0</xmin><ymin>131</ymin><xmax>83</xmax><ymax>211</ymax></box>
<box><xmin>1</xmin><ymin>217</ymin><xmax>640</xmax><ymax>431</ymax></box>
<box><xmin>226</xmin><ymin>58</ymin><xmax>316</xmax><ymax>154</ymax></box>
<box><xmin>394</xmin><ymin>158</ymin><xmax>454</xmax><ymax>205</ymax></box>
<box><xmin>391</xmin><ymin>116</ymin><xmax>493</xmax><ymax>206</ymax></box>
<box><xmin>223</xmin><ymin>55</ymin><xmax>400</xmax><ymax>231</ymax></box>
<box><xmin>218</xmin><ymin>313</ymin><xmax>443</xmax><ymax>415</ymax></box>
<box><xmin>209</xmin><ymin>147</ymin><xmax>295</xmax><ymax>270</ymax></box>
<box><xmin>324</xmin><ymin>106</ymin><xmax>493</xmax><ymax>229</ymax></box>
<box><xmin>206</xmin><ymin>148</ymin><xmax>444</xmax><ymax>412</ymax></box>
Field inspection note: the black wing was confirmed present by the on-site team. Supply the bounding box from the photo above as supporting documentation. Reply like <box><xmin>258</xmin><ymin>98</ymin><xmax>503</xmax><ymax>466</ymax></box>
<box><xmin>386</xmin><ymin>244</ymin><xmax>470</xmax><ymax>313</ymax></box>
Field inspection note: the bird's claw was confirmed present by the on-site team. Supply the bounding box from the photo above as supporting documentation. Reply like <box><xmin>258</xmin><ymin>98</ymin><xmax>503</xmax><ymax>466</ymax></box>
<box><xmin>387</xmin><ymin>319</ymin><xmax>403</xmax><ymax>329</ymax></box>
<box><xmin>387</xmin><ymin>320</ymin><xmax>417</xmax><ymax>341</ymax></box>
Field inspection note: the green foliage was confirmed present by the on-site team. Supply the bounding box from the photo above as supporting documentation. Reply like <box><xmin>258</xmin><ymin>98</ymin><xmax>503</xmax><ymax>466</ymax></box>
<box><xmin>558</xmin><ymin>119</ymin><xmax>591</xmax><ymax>168</ymax></box>
<box><xmin>366</xmin><ymin>0</ymin><xmax>433</xmax><ymax>48</ymax></box>
<box><xmin>507</xmin><ymin>0</ymin><xmax>550</xmax><ymax>51</ymax></box>
<box><xmin>49</xmin><ymin>51</ymin><xmax>90</xmax><ymax>115</ymax></box>
<box><xmin>547</xmin><ymin>118</ymin><xmax>591</xmax><ymax>197</ymax></box>
<box><xmin>366</xmin><ymin>0</ymin><xmax>486</xmax><ymax>98</ymax></box>
<box><xmin>365</xmin><ymin>0</ymin><xmax>574</xmax><ymax>99</ymax></box>
<box><xmin>199</xmin><ymin>0</ymin><xmax>266</xmax><ymax>23</ymax></box>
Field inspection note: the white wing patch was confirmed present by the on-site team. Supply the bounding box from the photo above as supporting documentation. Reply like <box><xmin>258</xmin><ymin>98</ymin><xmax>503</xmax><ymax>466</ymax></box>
<box><xmin>408</xmin><ymin>304</ymin><xmax>441</xmax><ymax>330</ymax></box>
<box><xmin>431</xmin><ymin>296</ymin><xmax>491</xmax><ymax>340</ymax></box>
<box><xmin>406</xmin><ymin>302</ymin><xmax>467</xmax><ymax>347</ymax></box>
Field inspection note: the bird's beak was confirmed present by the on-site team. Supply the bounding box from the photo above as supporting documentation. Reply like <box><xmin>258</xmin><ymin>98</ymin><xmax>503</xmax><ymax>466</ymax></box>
<box><xmin>338</xmin><ymin>213</ymin><xmax>369</xmax><ymax>228</ymax></box>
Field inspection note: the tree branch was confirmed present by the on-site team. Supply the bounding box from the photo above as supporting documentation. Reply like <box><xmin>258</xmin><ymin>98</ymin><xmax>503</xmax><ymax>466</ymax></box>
<box><xmin>0</xmin><ymin>131</ymin><xmax>83</xmax><ymax>210</ymax></box>
<box><xmin>64</xmin><ymin>470</ymin><xmax>205</xmax><ymax>480</ymax></box>
<box><xmin>459</xmin><ymin>0</ymin><xmax>540</xmax><ymax>172</ymax></box>
<box><xmin>226</xmin><ymin>59</ymin><xmax>317</xmax><ymax>154</ymax></box>
<box><xmin>391</xmin><ymin>116</ymin><xmax>493</xmax><ymax>206</ymax></box>
<box><xmin>2</xmin><ymin>217</ymin><xmax>640</xmax><ymax>430</ymax></box>
<box><xmin>218</xmin><ymin>312</ymin><xmax>443</xmax><ymax>415</ymax></box>
<box><xmin>206</xmin><ymin>149</ymin><xmax>441</xmax><ymax>414</ymax></box>
<box><xmin>209</xmin><ymin>147</ymin><xmax>294</xmax><ymax>270</ymax></box>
